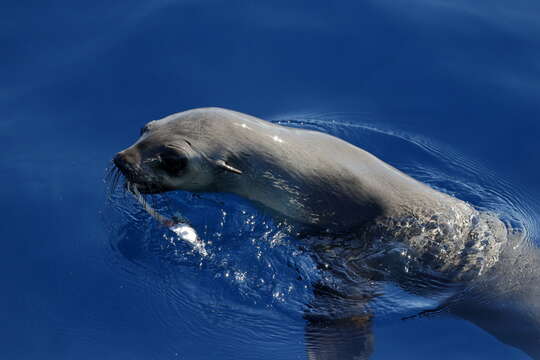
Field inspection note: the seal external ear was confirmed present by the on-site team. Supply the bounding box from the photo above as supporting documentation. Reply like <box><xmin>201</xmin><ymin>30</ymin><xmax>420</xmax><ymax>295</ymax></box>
<box><xmin>215</xmin><ymin>159</ymin><xmax>243</xmax><ymax>175</ymax></box>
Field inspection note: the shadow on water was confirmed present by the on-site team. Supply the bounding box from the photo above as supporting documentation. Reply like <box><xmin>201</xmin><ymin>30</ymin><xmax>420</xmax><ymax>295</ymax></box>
<box><xmin>104</xmin><ymin>114</ymin><xmax>539</xmax><ymax>359</ymax></box>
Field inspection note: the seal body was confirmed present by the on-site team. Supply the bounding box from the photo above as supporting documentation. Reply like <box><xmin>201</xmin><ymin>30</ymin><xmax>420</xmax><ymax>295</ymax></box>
<box><xmin>113</xmin><ymin>108</ymin><xmax>540</xmax><ymax>358</ymax></box>
<box><xmin>114</xmin><ymin>107</ymin><xmax>504</xmax><ymax>280</ymax></box>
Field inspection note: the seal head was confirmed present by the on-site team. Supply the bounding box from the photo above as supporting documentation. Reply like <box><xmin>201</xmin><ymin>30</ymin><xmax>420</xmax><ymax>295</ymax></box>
<box><xmin>113</xmin><ymin>109</ymin><xmax>243</xmax><ymax>194</ymax></box>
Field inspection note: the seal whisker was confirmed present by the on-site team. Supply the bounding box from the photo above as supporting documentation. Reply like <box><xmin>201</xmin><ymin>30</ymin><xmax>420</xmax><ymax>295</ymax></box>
<box><xmin>113</xmin><ymin>169</ymin><xmax>122</xmax><ymax>191</ymax></box>
<box><xmin>107</xmin><ymin>166</ymin><xmax>122</xmax><ymax>197</ymax></box>
<box><xmin>122</xmin><ymin>179</ymin><xmax>132</xmax><ymax>198</ymax></box>
<box><xmin>105</xmin><ymin>164</ymin><xmax>115</xmax><ymax>182</ymax></box>
<box><xmin>104</xmin><ymin>165</ymin><xmax>114</xmax><ymax>183</ymax></box>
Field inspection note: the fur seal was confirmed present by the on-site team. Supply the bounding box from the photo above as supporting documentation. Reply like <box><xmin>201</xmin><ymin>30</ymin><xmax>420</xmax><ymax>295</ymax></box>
<box><xmin>113</xmin><ymin>107</ymin><xmax>540</xmax><ymax>359</ymax></box>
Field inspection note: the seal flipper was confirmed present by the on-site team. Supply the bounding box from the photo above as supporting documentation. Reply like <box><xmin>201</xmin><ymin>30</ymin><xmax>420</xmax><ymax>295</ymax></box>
<box><xmin>304</xmin><ymin>281</ymin><xmax>375</xmax><ymax>360</ymax></box>
<box><xmin>305</xmin><ymin>314</ymin><xmax>373</xmax><ymax>360</ymax></box>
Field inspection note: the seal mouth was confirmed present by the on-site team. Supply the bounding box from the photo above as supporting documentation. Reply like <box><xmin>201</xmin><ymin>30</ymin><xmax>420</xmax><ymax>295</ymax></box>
<box><xmin>111</xmin><ymin>152</ymin><xmax>169</xmax><ymax>194</ymax></box>
<box><xmin>117</xmin><ymin>174</ymin><xmax>168</xmax><ymax>195</ymax></box>
<box><xmin>106</xmin><ymin>167</ymin><xmax>158</xmax><ymax>198</ymax></box>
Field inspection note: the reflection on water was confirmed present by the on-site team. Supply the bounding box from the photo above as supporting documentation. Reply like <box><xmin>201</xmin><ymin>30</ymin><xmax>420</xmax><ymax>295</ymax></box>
<box><xmin>105</xmin><ymin>115</ymin><xmax>539</xmax><ymax>359</ymax></box>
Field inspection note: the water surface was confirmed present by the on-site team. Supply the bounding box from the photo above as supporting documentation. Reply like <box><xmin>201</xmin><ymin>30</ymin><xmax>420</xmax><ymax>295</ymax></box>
<box><xmin>2</xmin><ymin>1</ymin><xmax>540</xmax><ymax>359</ymax></box>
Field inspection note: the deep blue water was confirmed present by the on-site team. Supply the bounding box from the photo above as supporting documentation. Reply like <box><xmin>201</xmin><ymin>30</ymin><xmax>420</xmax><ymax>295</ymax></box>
<box><xmin>2</xmin><ymin>1</ymin><xmax>540</xmax><ymax>359</ymax></box>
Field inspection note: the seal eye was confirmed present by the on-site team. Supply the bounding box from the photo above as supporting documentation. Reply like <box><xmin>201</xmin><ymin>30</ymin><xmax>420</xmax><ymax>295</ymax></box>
<box><xmin>159</xmin><ymin>151</ymin><xmax>188</xmax><ymax>176</ymax></box>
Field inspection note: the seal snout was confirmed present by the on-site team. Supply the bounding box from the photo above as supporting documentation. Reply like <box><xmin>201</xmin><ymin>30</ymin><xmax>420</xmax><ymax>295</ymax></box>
<box><xmin>113</xmin><ymin>152</ymin><xmax>130</xmax><ymax>173</ymax></box>
<box><xmin>113</xmin><ymin>150</ymin><xmax>141</xmax><ymax>180</ymax></box>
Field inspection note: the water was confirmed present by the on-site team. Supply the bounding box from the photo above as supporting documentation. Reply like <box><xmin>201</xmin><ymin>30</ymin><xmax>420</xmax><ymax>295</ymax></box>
<box><xmin>2</xmin><ymin>1</ymin><xmax>540</xmax><ymax>359</ymax></box>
